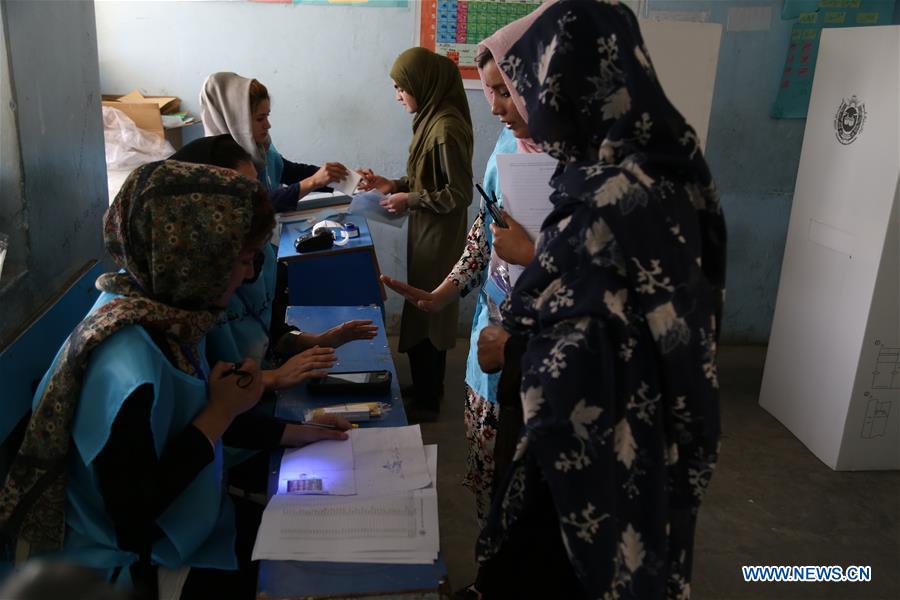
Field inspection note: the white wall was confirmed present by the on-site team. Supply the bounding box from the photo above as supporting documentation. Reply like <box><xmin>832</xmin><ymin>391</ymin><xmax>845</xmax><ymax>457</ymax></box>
<box><xmin>95</xmin><ymin>0</ymin><xmax>504</xmax><ymax>333</ymax></box>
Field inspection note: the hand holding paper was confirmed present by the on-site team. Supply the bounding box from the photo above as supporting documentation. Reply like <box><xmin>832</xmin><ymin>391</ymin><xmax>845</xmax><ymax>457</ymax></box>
<box><xmin>490</xmin><ymin>211</ymin><xmax>535</xmax><ymax>266</ymax></box>
<box><xmin>495</xmin><ymin>153</ymin><xmax>557</xmax><ymax>285</ymax></box>
<box><xmin>330</xmin><ymin>168</ymin><xmax>363</xmax><ymax>197</ymax></box>
<box><xmin>349</xmin><ymin>190</ymin><xmax>407</xmax><ymax>227</ymax></box>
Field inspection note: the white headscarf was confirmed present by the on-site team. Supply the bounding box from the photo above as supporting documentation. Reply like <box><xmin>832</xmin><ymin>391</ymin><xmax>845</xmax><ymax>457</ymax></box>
<box><xmin>200</xmin><ymin>72</ymin><xmax>267</xmax><ymax>169</ymax></box>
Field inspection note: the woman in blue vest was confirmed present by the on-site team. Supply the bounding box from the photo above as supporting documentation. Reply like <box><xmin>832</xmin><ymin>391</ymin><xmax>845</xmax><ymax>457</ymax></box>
<box><xmin>0</xmin><ymin>162</ymin><xmax>351</xmax><ymax>599</ymax></box>
<box><xmin>169</xmin><ymin>135</ymin><xmax>378</xmax><ymax>380</ymax></box>
<box><xmin>201</xmin><ymin>72</ymin><xmax>351</xmax><ymax>213</ymax></box>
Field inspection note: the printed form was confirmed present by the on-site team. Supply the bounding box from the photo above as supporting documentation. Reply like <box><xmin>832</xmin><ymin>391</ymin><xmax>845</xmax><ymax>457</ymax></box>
<box><xmin>495</xmin><ymin>153</ymin><xmax>558</xmax><ymax>286</ymax></box>
<box><xmin>254</xmin><ymin>427</ymin><xmax>439</xmax><ymax>564</ymax></box>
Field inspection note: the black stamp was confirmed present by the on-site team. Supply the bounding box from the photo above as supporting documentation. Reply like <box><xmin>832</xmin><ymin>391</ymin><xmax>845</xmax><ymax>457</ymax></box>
<box><xmin>834</xmin><ymin>96</ymin><xmax>866</xmax><ymax>145</ymax></box>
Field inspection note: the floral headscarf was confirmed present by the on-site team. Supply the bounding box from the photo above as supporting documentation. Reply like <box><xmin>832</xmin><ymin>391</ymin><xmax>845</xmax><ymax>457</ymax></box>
<box><xmin>0</xmin><ymin>161</ymin><xmax>269</xmax><ymax>559</ymax></box>
<box><xmin>478</xmin><ymin>2</ymin><xmax>727</xmax><ymax>596</ymax></box>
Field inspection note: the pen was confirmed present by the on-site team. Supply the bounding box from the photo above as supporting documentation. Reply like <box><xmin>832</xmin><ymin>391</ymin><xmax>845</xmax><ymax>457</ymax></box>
<box><xmin>475</xmin><ymin>184</ymin><xmax>508</xmax><ymax>228</ymax></box>
<box><xmin>474</xmin><ymin>183</ymin><xmax>493</xmax><ymax>205</ymax></box>
<box><xmin>298</xmin><ymin>421</ymin><xmax>359</xmax><ymax>430</ymax></box>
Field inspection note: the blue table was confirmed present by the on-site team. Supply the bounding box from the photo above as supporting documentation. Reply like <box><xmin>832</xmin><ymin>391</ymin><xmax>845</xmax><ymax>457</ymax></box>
<box><xmin>256</xmin><ymin>306</ymin><xmax>449</xmax><ymax>599</ymax></box>
<box><xmin>277</xmin><ymin>216</ymin><xmax>385</xmax><ymax>310</ymax></box>
<box><xmin>274</xmin><ymin>306</ymin><xmax>404</xmax><ymax>425</ymax></box>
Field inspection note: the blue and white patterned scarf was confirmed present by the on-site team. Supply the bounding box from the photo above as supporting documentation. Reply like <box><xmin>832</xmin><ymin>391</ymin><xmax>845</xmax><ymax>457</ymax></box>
<box><xmin>478</xmin><ymin>2</ymin><xmax>727</xmax><ymax>597</ymax></box>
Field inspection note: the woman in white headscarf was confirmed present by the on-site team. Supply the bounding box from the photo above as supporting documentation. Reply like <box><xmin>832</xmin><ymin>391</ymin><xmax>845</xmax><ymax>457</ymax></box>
<box><xmin>200</xmin><ymin>72</ymin><xmax>351</xmax><ymax>213</ymax></box>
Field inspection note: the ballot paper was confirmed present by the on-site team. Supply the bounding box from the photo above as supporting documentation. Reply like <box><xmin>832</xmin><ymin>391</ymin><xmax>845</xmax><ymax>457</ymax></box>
<box><xmin>331</xmin><ymin>170</ymin><xmax>363</xmax><ymax>197</ymax></box>
<box><xmin>348</xmin><ymin>190</ymin><xmax>407</xmax><ymax>228</ymax></box>
<box><xmin>495</xmin><ymin>153</ymin><xmax>558</xmax><ymax>286</ymax></box>
<box><xmin>277</xmin><ymin>425</ymin><xmax>431</xmax><ymax>496</ymax></box>
<box><xmin>253</xmin><ymin>445</ymin><xmax>439</xmax><ymax>564</ymax></box>
<box><xmin>350</xmin><ymin>424</ymin><xmax>432</xmax><ymax>495</ymax></box>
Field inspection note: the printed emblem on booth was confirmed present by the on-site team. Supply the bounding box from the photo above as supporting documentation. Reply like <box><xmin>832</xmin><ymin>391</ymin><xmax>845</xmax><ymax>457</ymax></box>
<box><xmin>834</xmin><ymin>96</ymin><xmax>866</xmax><ymax>145</ymax></box>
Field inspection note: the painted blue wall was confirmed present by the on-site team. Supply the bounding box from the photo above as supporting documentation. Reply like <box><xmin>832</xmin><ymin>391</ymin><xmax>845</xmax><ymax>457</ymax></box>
<box><xmin>0</xmin><ymin>0</ymin><xmax>107</xmax><ymax>349</ymax></box>
<box><xmin>672</xmin><ymin>0</ymin><xmax>804</xmax><ymax>343</ymax></box>
<box><xmin>647</xmin><ymin>0</ymin><xmax>897</xmax><ymax>342</ymax></box>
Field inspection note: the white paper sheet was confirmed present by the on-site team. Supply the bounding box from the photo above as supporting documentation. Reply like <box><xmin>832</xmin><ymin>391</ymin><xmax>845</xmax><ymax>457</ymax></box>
<box><xmin>348</xmin><ymin>190</ymin><xmax>407</xmax><ymax>227</ymax></box>
<box><xmin>253</xmin><ymin>445</ymin><xmax>439</xmax><ymax>563</ymax></box>
<box><xmin>331</xmin><ymin>170</ymin><xmax>363</xmax><ymax>197</ymax></box>
<box><xmin>350</xmin><ymin>425</ymin><xmax>432</xmax><ymax>495</ymax></box>
<box><xmin>495</xmin><ymin>153</ymin><xmax>558</xmax><ymax>285</ymax></box>
<box><xmin>277</xmin><ymin>438</ymin><xmax>356</xmax><ymax>496</ymax></box>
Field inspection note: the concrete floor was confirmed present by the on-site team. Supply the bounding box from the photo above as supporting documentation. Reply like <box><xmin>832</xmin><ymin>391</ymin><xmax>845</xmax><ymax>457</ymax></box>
<box><xmin>390</xmin><ymin>339</ymin><xmax>900</xmax><ymax>599</ymax></box>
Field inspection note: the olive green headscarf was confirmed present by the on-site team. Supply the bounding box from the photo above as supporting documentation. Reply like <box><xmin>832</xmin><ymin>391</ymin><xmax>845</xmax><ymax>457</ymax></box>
<box><xmin>390</xmin><ymin>48</ymin><xmax>472</xmax><ymax>189</ymax></box>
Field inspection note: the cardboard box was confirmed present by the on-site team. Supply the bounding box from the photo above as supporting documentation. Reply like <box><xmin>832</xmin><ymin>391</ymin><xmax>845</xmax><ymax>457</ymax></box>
<box><xmin>101</xmin><ymin>90</ymin><xmax>198</xmax><ymax>148</ymax></box>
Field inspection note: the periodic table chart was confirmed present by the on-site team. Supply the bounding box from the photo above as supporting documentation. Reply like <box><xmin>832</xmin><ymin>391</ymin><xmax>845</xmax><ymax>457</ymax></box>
<box><xmin>418</xmin><ymin>0</ymin><xmax>543</xmax><ymax>85</ymax></box>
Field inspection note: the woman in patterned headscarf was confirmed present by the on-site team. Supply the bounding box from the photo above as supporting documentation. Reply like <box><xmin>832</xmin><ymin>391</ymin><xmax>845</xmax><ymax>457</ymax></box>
<box><xmin>0</xmin><ymin>162</ymin><xmax>349</xmax><ymax>599</ymax></box>
<box><xmin>476</xmin><ymin>2</ymin><xmax>727</xmax><ymax>598</ymax></box>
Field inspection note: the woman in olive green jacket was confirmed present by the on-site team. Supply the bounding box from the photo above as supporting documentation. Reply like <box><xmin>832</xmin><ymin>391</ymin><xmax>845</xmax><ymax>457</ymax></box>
<box><xmin>360</xmin><ymin>47</ymin><xmax>474</xmax><ymax>413</ymax></box>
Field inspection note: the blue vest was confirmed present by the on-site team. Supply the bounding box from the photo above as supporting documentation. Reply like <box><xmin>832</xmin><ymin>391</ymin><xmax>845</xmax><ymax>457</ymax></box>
<box><xmin>205</xmin><ymin>243</ymin><xmax>277</xmax><ymax>366</ymax></box>
<box><xmin>464</xmin><ymin>128</ymin><xmax>518</xmax><ymax>403</ymax></box>
<box><xmin>42</xmin><ymin>293</ymin><xmax>236</xmax><ymax>575</ymax></box>
<box><xmin>262</xmin><ymin>144</ymin><xmax>285</xmax><ymax>192</ymax></box>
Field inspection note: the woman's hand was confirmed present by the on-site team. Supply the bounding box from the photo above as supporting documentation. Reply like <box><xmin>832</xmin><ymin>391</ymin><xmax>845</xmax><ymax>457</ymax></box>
<box><xmin>380</xmin><ymin>193</ymin><xmax>409</xmax><ymax>214</ymax></box>
<box><xmin>310</xmin><ymin>162</ymin><xmax>350</xmax><ymax>189</ymax></box>
<box><xmin>318</xmin><ymin>320</ymin><xmax>379</xmax><ymax>348</ymax></box>
<box><xmin>490</xmin><ymin>211</ymin><xmax>535</xmax><ymax>266</ymax></box>
<box><xmin>280</xmin><ymin>414</ymin><xmax>353</xmax><ymax>447</ymax></box>
<box><xmin>357</xmin><ymin>169</ymin><xmax>396</xmax><ymax>194</ymax></box>
<box><xmin>381</xmin><ymin>275</ymin><xmax>458</xmax><ymax>313</ymax></box>
<box><xmin>263</xmin><ymin>346</ymin><xmax>336</xmax><ymax>390</ymax></box>
<box><xmin>477</xmin><ymin>326</ymin><xmax>511</xmax><ymax>374</ymax></box>
<box><xmin>195</xmin><ymin>359</ymin><xmax>265</xmax><ymax>443</ymax></box>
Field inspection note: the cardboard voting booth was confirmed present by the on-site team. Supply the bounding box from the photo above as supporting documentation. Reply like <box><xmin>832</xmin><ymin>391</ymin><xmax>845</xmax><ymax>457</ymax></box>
<box><xmin>639</xmin><ymin>19</ymin><xmax>722</xmax><ymax>151</ymax></box>
<box><xmin>760</xmin><ymin>26</ymin><xmax>900</xmax><ymax>470</ymax></box>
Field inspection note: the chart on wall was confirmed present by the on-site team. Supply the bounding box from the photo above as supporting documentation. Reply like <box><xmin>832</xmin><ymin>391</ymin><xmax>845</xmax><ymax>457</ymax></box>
<box><xmin>286</xmin><ymin>0</ymin><xmax>408</xmax><ymax>6</ymax></box>
<box><xmin>418</xmin><ymin>0</ymin><xmax>543</xmax><ymax>86</ymax></box>
<box><xmin>772</xmin><ymin>0</ymin><xmax>895</xmax><ymax>119</ymax></box>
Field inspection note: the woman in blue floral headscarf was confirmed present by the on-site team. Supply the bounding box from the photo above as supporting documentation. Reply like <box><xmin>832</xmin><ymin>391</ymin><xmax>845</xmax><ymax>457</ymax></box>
<box><xmin>475</xmin><ymin>1</ymin><xmax>727</xmax><ymax>598</ymax></box>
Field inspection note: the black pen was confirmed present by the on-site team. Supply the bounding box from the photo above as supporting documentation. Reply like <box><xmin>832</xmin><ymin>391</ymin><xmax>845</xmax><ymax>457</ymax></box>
<box><xmin>475</xmin><ymin>183</ymin><xmax>508</xmax><ymax>228</ymax></box>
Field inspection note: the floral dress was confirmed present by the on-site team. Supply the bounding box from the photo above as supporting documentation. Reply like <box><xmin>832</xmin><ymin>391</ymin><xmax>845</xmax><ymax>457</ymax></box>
<box><xmin>449</xmin><ymin>128</ymin><xmax>517</xmax><ymax>523</ymax></box>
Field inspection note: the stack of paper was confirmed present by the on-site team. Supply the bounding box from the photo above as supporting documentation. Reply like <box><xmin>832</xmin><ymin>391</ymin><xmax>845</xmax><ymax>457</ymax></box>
<box><xmin>252</xmin><ymin>425</ymin><xmax>439</xmax><ymax>564</ymax></box>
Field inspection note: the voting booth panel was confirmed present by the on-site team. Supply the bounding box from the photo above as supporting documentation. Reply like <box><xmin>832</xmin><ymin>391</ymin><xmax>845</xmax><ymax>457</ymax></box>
<box><xmin>639</xmin><ymin>19</ymin><xmax>722</xmax><ymax>152</ymax></box>
<box><xmin>759</xmin><ymin>26</ymin><xmax>900</xmax><ymax>470</ymax></box>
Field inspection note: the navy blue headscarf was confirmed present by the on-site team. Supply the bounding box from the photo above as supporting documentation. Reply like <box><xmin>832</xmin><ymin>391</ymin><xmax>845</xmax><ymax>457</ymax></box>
<box><xmin>478</xmin><ymin>1</ymin><xmax>727</xmax><ymax>597</ymax></box>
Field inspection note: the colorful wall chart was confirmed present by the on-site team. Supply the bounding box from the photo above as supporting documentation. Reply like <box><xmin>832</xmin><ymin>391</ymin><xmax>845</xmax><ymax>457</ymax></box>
<box><xmin>419</xmin><ymin>0</ymin><xmax>542</xmax><ymax>83</ymax></box>
<box><xmin>293</xmin><ymin>0</ymin><xmax>408</xmax><ymax>6</ymax></box>
<box><xmin>772</xmin><ymin>0</ymin><xmax>895</xmax><ymax>118</ymax></box>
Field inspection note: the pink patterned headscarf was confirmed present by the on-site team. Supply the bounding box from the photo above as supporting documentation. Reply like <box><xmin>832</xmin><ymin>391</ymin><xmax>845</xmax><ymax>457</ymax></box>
<box><xmin>476</xmin><ymin>1</ymin><xmax>557</xmax><ymax>154</ymax></box>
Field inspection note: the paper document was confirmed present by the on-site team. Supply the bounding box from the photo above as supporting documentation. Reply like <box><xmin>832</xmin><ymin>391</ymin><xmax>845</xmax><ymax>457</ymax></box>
<box><xmin>278</xmin><ymin>438</ymin><xmax>356</xmax><ymax>496</ymax></box>
<box><xmin>495</xmin><ymin>153</ymin><xmax>558</xmax><ymax>286</ymax></box>
<box><xmin>349</xmin><ymin>190</ymin><xmax>407</xmax><ymax>228</ymax></box>
<box><xmin>252</xmin><ymin>445</ymin><xmax>439</xmax><ymax>563</ymax></box>
<box><xmin>331</xmin><ymin>170</ymin><xmax>363</xmax><ymax>197</ymax></box>
<box><xmin>351</xmin><ymin>425</ymin><xmax>432</xmax><ymax>494</ymax></box>
<box><xmin>300</xmin><ymin>190</ymin><xmax>348</xmax><ymax>203</ymax></box>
